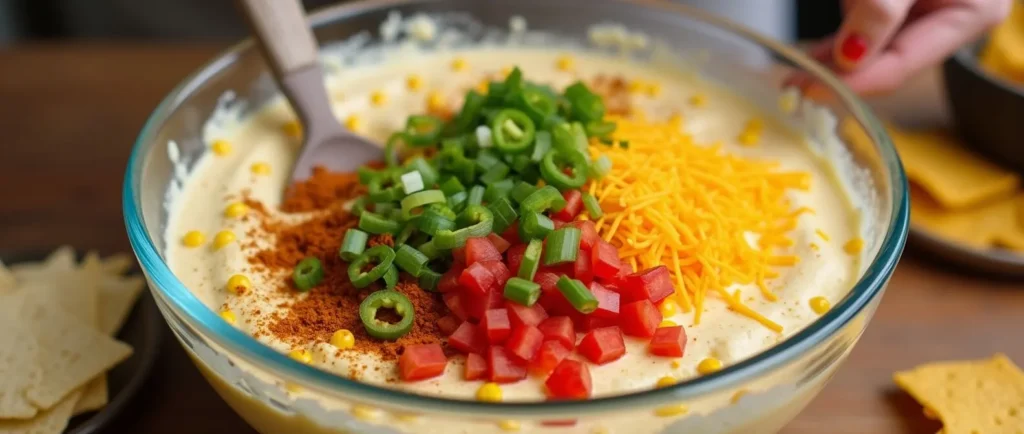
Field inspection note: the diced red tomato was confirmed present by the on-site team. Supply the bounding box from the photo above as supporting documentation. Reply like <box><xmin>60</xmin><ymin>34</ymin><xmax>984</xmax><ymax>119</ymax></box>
<box><xmin>535</xmin><ymin>271</ymin><xmax>575</xmax><ymax>316</ymax></box>
<box><xmin>576</xmin><ymin>315</ymin><xmax>617</xmax><ymax>332</ymax></box>
<box><xmin>443</xmin><ymin>293</ymin><xmax>469</xmax><ymax>321</ymax></box>
<box><xmin>619</xmin><ymin>300</ymin><xmax>662</xmax><ymax>337</ymax></box>
<box><xmin>465</xmin><ymin>237</ymin><xmax>503</xmax><ymax>266</ymax></box>
<box><xmin>591</xmin><ymin>241</ymin><xmax>622</xmax><ymax>279</ymax></box>
<box><xmin>505</xmin><ymin>325</ymin><xmax>545</xmax><ymax>362</ymax></box>
<box><xmin>481</xmin><ymin>261</ymin><xmax>511</xmax><ymax>288</ymax></box>
<box><xmin>438</xmin><ymin>265</ymin><xmax>465</xmax><ymax>293</ymax></box>
<box><xmin>577</xmin><ymin>327</ymin><xmax>626</xmax><ymax>364</ymax></box>
<box><xmin>551</xmin><ymin>219</ymin><xmax>568</xmax><ymax>230</ymax></box>
<box><xmin>487</xmin><ymin>346</ymin><xmax>527</xmax><ymax>383</ymax></box>
<box><xmin>501</xmin><ymin>221</ymin><xmax>522</xmax><ymax>245</ymax></box>
<box><xmin>537</xmin><ymin>316</ymin><xmax>575</xmax><ymax>349</ymax></box>
<box><xmin>507</xmin><ymin>302</ymin><xmax>548</xmax><ymax>328</ymax></box>
<box><xmin>505</xmin><ymin>244</ymin><xmax>527</xmax><ymax>276</ymax></box>
<box><xmin>399</xmin><ymin>343</ymin><xmax>447</xmax><ymax>381</ymax></box>
<box><xmin>545</xmin><ymin>359</ymin><xmax>592</xmax><ymax>399</ymax></box>
<box><xmin>464</xmin><ymin>353</ymin><xmax>488</xmax><ymax>380</ymax></box>
<box><xmin>568</xmin><ymin>220</ymin><xmax>600</xmax><ymax>251</ymax></box>
<box><xmin>463</xmin><ymin>286</ymin><xmax>505</xmax><ymax>321</ymax></box>
<box><xmin>588</xmin><ymin>282</ymin><xmax>620</xmax><ymax>319</ymax></box>
<box><xmin>573</xmin><ymin>250</ymin><xmax>593</xmax><ymax>285</ymax></box>
<box><xmin>529</xmin><ymin>340</ymin><xmax>570</xmax><ymax>377</ymax></box>
<box><xmin>448</xmin><ymin>321</ymin><xmax>488</xmax><ymax>355</ymax></box>
<box><xmin>552</xmin><ymin>190</ymin><xmax>583</xmax><ymax>221</ymax></box>
<box><xmin>437</xmin><ymin>315</ymin><xmax>461</xmax><ymax>336</ymax></box>
<box><xmin>649</xmin><ymin>325</ymin><xmax>688</xmax><ymax>357</ymax></box>
<box><xmin>460</xmin><ymin>262</ymin><xmax>496</xmax><ymax>296</ymax></box>
<box><xmin>622</xmin><ymin>266</ymin><xmax>675</xmax><ymax>303</ymax></box>
<box><xmin>486</xmin><ymin>233</ymin><xmax>511</xmax><ymax>254</ymax></box>
<box><xmin>614</xmin><ymin>262</ymin><xmax>634</xmax><ymax>284</ymax></box>
<box><xmin>452</xmin><ymin>246</ymin><xmax>466</xmax><ymax>266</ymax></box>
<box><xmin>481</xmin><ymin>309</ymin><xmax>512</xmax><ymax>344</ymax></box>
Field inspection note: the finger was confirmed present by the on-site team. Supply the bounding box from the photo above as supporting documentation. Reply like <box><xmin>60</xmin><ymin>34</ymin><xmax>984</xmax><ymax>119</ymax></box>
<box><xmin>840</xmin><ymin>5</ymin><xmax>1002</xmax><ymax>94</ymax></box>
<box><xmin>832</xmin><ymin>0</ymin><xmax>916</xmax><ymax>69</ymax></box>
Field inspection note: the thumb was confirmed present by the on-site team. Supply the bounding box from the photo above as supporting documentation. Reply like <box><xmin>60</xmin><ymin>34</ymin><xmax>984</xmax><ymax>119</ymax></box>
<box><xmin>832</xmin><ymin>0</ymin><xmax>916</xmax><ymax>70</ymax></box>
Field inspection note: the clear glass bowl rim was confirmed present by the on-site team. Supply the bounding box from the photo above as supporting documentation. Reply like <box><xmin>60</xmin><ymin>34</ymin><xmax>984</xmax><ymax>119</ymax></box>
<box><xmin>123</xmin><ymin>0</ymin><xmax>909</xmax><ymax>417</ymax></box>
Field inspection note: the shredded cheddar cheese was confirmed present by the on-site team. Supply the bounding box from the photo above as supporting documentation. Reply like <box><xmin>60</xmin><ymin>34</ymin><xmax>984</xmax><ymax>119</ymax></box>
<box><xmin>588</xmin><ymin>116</ymin><xmax>812</xmax><ymax>332</ymax></box>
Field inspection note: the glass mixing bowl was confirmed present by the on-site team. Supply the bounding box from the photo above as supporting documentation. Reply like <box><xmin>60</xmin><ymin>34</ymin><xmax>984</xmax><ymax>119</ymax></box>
<box><xmin>123</xmin><ymin>0</ymin><xmax>909</xmax><ymax>433</ymax></box>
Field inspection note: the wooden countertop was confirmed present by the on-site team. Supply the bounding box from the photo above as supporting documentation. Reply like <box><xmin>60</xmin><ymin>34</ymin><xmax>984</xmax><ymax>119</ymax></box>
<box><xmin>1</xmin><ymin>44</ymin><xmax>1021</xmax><ymax>434</ymax></box>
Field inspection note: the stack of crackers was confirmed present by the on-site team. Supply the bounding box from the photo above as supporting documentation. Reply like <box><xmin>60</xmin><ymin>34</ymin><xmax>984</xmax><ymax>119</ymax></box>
<box><xmin>0</xmin><ymin>247</ymin><xmax>145</xmax><ymax>433</ymax></box>
<box><xmin>895</xmin><ymin>354</ymin><xmax>1024</xmax><ymax>434</ymax></box>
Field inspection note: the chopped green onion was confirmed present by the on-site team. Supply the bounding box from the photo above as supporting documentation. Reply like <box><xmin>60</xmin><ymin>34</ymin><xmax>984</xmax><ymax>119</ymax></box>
<box><xmin>417</xmin><ymin>240</ymin><xmax>444</xmax><ymax>260</ymax></box>
<box><xmin>544</xmin><ymin>227</ymin><xmax>581</xmax><ymax>265</ymax></box>
<box><xmin>479</xmin><ymin>161</ymin><xmax>510</xmax><ymax>184</ymax></box>
<box><xmin>582</xmin><ymin>192</ymin><xmax>604</xmax><ymax>219</ymax></box>
<box><xmin>447</xmin><ymin>191</ymin><xmax>468</xmax><ymax>212</ymax></box>
<box><xmin>418</xmin><ymin>268</ymin><xmax>442</xmax><ymax>292</ymax></box>
<box><xmin>491</xmin><ymin>109</ymin><xmax>536</xmax><ymax>154</ymax></box>
<box><xmin>540</xmin><ymin>149</ymin><xmax>588</xmax><ymax>190</ymax></box>
<box><xmin>483</xmin><ymin>178</ymin><xmax>515</xmax><ymax>203</ymax></box>
<box><xmin>618</xmin><ymin>140</ymin><xmax>630</xmax><ymax>149</ymax></box>
<box><xmin>531</xmin><ymin>131</ymin><xmax>552</xmax><ymax>163</ymax></box>
<box><xmin>415</xmin><ymin>209</ymin><xmax>456</xmax><ymax>236</ymax></box>
<box><xmin>347</xmin><ymin>245</ymin><xmax>396</xmax><ymax>288</ymax></box>
<box><xmin>519</xmin><ymin>211</ymin><xmax>554</xmax><ymax>241</ymax></box>
<box><xmin>486</xmin><ymin>197</ymin><xmax>518</xmax><ymax>234</ymax></box>
<box><xmin>359</xmin><ymin>212</ymin><xmax>401</xmax><ymax>235</ymax></box>
<box><xmin>504</xmin><ymin>277</ymin><xmax>542</xmax><ymax>306</ymax></box>
<box><xmin>476</xmin><ymin>149</ymin><xmax>502</xmax><ymax>171</ymax></box>
<box><xmin>394</xmin><ymin>244</ymin><xmax>430</xmax><ymax>277</ymax></box>
<box><xmin>404</xmin><ymin>115</ymin><xmax>444</xmax><ymax>147</ymax></box>
<box><xmin>585</xmin><ymin>120</ymin><xmax>617</xmax><ymax>138</ymax></box>
<box><xmin>400</xmin><ymin>189</ymin><xmax>445</xmax><ymax>220</ymax></box>
<box><xmin>358</xmin><ymin>166</ymin><xmax>387</xmax><ymax>184</ymax></box>
<box><xmin>395</xmin><ymin>222</ymin><xmax>417</xmax><ymax>245</ymax></box>
<box><xmin>519</xmin><ymin>185</ymin><xmax>567</xmax><ymax>213</ymax></box>
<box><xmin>358</xmin><ymin>289</ymin><xmax>414</xmax><ymax>340</ymax></box>
<box><xmin>564</xmin><ymin>82</ymin><xmax>605</xmax><ymax>123</ymax></box>
<box><xmin>439</xmin><ymin>176</ymin><xmax>465</xmax><ymax>196</ymax></box>
<box><xmin>382</xmin><ymin>265</ymin><xmax>399</xmax><ymax>289</ymax></box>
<box><xmin>590</xmin><ymin>155</ymin><xmax>613</xmax><ymax>179</ymax></box>
<box><xmin>339</xmin><ymin>229</ymin><xmax>369</xmax><ymax>262</ymax></box>
<box><xmin>510</xmin><ymin>181</ymin><xmax>538</xmax><ymax>204</ymax></box>
<box><xmin>434</xmin><ymin>205</ymin><xmax>493</xmax><ymax>249</ymax></box>
<box><xmin>518</xmin><ymin>239</ymin><xmax>543</xmax><ymax>281</ymax></box>
<box><xmin>451</xmin><ymin>91</ymin><xmax>485</xmax><ymax>134</ymax></box>
<box><xmin>384</xmin><ymin>133</ymin><xmax>405</xmax><ymax>167</ymax></box>
<box><xmin>450</xmin><ymin>157</ymin><xmax>477</xmax><ymax>185</ymax></box>
<box><xmin>467</xmin><ymin>185</ymin><xmax>485</xmax><ymax>207</ymax></box>
<box><xmin>510</xmin><ymin>154</ymin><xmax>532</xmax><ymax>173</ymax></box>
<box><xmin>555</xmin><ymin>276</ymin><xmax>598</xmax><ymax>314</ymax></box>
<box><xmin>405</xmin><ymin>157</ymin><xmax>439</xmax><ymax>188</ymax></box>
<box><xmin>292</xmin><ymin>257</ymin><xmax>324</xmax><ymax>292</ymax></box>
<box><xmin>400</xmin><ymin>171</ymin><xmax>425</xmax><ymax>195</ymax></box>
<box><xmin>350</xmin><ymin>196</ymin><xmax>368</xmax><ymax>216</ymax></box>
<box><xmin>367</xmin><ymin>176</ymin><xmax>403</xmax><ymax>202</ymax></box>
<box><xmin>426</xmin><ymin>203</ymin><xmax>457</xmax><ymax>220</ymax></box>
<box><xmin>512</xmin><ymin>87</ymin><xmax>558</xmax><ymax>125</ymax></box>
<box><xmin>374</xmin><ymin>202</ymin><xmax>396</xmax><ymax>215</ymax></box>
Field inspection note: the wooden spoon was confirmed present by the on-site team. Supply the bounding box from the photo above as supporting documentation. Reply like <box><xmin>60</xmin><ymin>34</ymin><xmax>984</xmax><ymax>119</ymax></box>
<box><xmin>238</xmin><ymin>0</ymin><xmax>383</xmax><ymax>186</ymax></box>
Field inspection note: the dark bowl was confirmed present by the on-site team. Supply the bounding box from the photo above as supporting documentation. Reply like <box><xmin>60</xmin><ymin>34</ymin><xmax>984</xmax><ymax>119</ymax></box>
<box><xmin>943</xmin><ymin>40</ymin><xmax>1024</xmax><ymax>173</ymax></box>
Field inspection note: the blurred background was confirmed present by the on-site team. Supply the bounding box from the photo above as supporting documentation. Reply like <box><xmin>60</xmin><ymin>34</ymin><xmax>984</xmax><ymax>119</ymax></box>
<box><xmin>0</xmin><ymin>0</ymin><xmax>840</xmax><ymax>44</ymax></box>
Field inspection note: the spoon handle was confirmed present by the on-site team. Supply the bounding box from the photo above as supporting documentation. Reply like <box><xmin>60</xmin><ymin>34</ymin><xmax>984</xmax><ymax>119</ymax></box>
<box><xmin>237</xmin><ymin>0</ymin><xmax>319</xmax><ymax>77</ymax></box>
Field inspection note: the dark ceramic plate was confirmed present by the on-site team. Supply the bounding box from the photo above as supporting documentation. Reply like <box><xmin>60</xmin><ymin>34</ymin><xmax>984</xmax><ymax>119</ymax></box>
<box><xmin>0</xmin><ymin>251</ymin><xmax>162</xmax><ymax>434</ymax></box>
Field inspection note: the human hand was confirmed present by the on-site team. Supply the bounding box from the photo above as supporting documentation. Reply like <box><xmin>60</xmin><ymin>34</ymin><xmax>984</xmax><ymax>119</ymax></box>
<box><xmin>810</xmin><ymin>0</ymin><xmax>1013</xmax><ymax>94</ymax></box>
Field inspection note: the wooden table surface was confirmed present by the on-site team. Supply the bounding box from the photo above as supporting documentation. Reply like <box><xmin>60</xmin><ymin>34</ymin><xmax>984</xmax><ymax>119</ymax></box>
<box><xmin>2</xmin><ymin>44</ymin><xmax>1022</xmax><ymax>434</ymax></box>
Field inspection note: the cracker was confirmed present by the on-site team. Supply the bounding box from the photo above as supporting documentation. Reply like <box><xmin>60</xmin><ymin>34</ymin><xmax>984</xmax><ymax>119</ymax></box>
<box><xmin>0</xmin><ymin>390</ymin><xmax>81</xmax><ymax>434</ymax></box>
<box><xmin>891</xmin><ymin>127</ymin><xmax>1020</xmax><ymax>210</ymax></box>
<box><xmin>894</xmin><ymin>353</ymin><xmax>1024</xmax><ymax>434</ymax></box>
<box><xmin>19</xmin><ymin>291</ymin><xmax>132</xmax><ymax>410</ymax></box>
<box><xmin>0</xmin><ymin>293</ymin><xmax>41</xmax><ymax>420</ymax></box>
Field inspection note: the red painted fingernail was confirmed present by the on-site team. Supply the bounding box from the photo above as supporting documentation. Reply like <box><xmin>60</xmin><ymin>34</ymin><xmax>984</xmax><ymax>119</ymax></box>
<box><xmin>840</xmin><ymin>33</ymin><xmax>868</xmax><ymax>62</ymax></box>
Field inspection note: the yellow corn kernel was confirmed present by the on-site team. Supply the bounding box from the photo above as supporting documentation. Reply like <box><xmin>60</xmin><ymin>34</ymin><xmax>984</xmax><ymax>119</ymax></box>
<box><xmin>427</xmin><ymin>91</ymin><xmax>446</xmax><ymax>112</ymax></box>
<box><xmin>843</xmin><ymin>237</ymin><xmax>864</xmax><ymax>254</ymax></box>
<box><xmin>251</xmin><ymin>162</ymin><xmax>271</xmax><ymax>175</ymax></box>
<box><xmin>395</xmin><ymin>413</ymin><xmax>419</xmax><ymax>422</ymax></box>
<box><xmin>654</xmin><ymin>403</ymin><xmax>688</xmax><ymax>417</ymax></box>
<box><xmin>182</xmin><ymin>230</ymin><xmax>205</xmax><ymax>248</ymax></box>
<box><xmin>689</xmin><ymin>93</ymin><xmax>707</xmax><ymax>107</ymax></box>
<box><xmin>476</xmin><ymin>79</ymin><xmax>489</xmax><ymax>94</ymax></box>
<box><xmin>658</xmin><ymin>300</ymin><xmax>679</xmax><ymax>318</ymax></box>
<box><xmin>211</xmin><ymin>139</ymin><xmax>232</xmax><ymax>156</ymax></box>
<box><xmin>219</xmin><ymin>309</ymin><xmax>236</xmax><ymax>324</ymax></box>
<box><xmin>592</xmin><ymin>427</ymin><xmax>610</xmax><ymax>434</ymax></box>
<box><xmin>224</xmin><ymin>202</ymin><xmax>249</xmax><ymax>219</ymax></box>
<box><xmin>731</xmin><ymin>389</ymin><xmax>748</xmax><ymax>403</ymax></box>
<box><xmin>371</xmin><ymin>91</ymin><xmax>388</xmax><ymax>106</ymax></box>
<box><xmin>406</xmin><ymin>74</ymin><xmax>423</xmax><ymax>91</ymax></box>
<box><xmin>671</xmin><ymin>360</ymin><xmax>682</xmax><ymax>369</ymax></box>
<box><xmin>809</xmin><ymin>296</ymin><xmax>831</xmax><ymax>315</ymax></box>
<box><xmin>659</xmin><ymin>320</ymin><xmax>677</xmax><ymax>328</ymax></box>
<box><xmin>697</xmin><ymin>357</ymin><xmax>722</xmax><ymax>375</ymax></box>
<box><xmin>451</xmin><ymin>57</ymin><xmax>467</xmax><ymax>71</ymax></box>
<box><xmin>288</xmin><ymin>349</ymin><xmax>313</xmax><ymax>364</ymax></box>
<box><xmin>809</xmin><ymin>242</ymin><xmax>820</xmax><ymax>251</ymax></box>
<box><xmin>345</xmin><ymin>115</ymin><xmax>362</xmax><ymax>132</ymax></box>
<box><xmin>351</xmin><ymin>405</ymin><xmax>377</xmax><ymax>421</ymax></box>
<box><xmin>628</xmin><ymin>80</ymin><xmax>646</xmax><ymax>93</ymax></box>
<box><xmin>645</xmin><ymin>82</ymin><xmax>662</xmax><ymax>97</ymax></box>
<box><xmin>500</xmin><ymin>66</ymin><xmax>513</xmax><ymax>77</ymax></box>
<box><xmin>668</xmin><ymin>113</ymin><xmax>684</xmax><ymax>128</ymax></box>
<box><xmin>282</xmin><ymin>120</ymin><xmax>302</xmax><ymax>137</ymax></box>
<box><xmin>498</xmin><ymin>420</ymin><xmax>521</xmax><ymax>431</ymax></box>
<box><xmin>226</xmin><ymin>274</ymin><xmax>251</xmax><ymax>295</ymax></box>
<box><xmin>656</xmin><ymin>376</ymin><xmax>677</xmax><ymax>388</ymax></box>
<box><xmin>285</xmin><ymin>382</ymin><xmax>302</xmax><ymax>393</ymax></box>
<box><xmin>738</xmin><ymin>130</ymin><xmax>760</xmax><ymax>147</ymax></box>
<box><xmin>213</xmin><ymin>230</ymin><xmax>236</xmax><ymax>249</ymax></box>
<box><xmin>556</xmin><ymin>55</ymin><xmax>575</xmax><ymax>71</ymax></box>
<box><xmin>746</xmin><ymin>117</ymin><xmax>764</xmax><ymax>132</ymax></box>
<box><xmin>330</xmin><ymin>329</ymin><xmax>356</xmax><ymax>349</ymax></box>
<box><xmin>476</xmin><ymin>382</ymin><xmax>503</xmax><ymax>402</ymax></box>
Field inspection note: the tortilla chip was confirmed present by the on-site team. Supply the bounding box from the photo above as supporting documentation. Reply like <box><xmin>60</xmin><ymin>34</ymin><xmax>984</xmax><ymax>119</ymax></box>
<box><xmin>99</xmin><ymin>253</ymin><xmax>135</xmax><ymax>276</ymax></box>
<box><xmin>912</xmin><ymin>186</ymin><xmax>1024</xmax><ymax>251</ymax></box>
<box><xmin>9</xmin><ymin>247</ymin><xmax>76</xmax><ymax>282</ymax></box>
<box><xmin>980</xmin><ymin>1</ymin><xmax>1024</xmax><ymax>84</ymax></box>
<box><xmin>0</xmin><ymin>390</ymin><xmax>81</xmax><ymax>434</ymax></box>
<box><xmin>19</xmin><ymin>291</ymin><xmax>132</xmax><ymax>410</ymax></box>
<box><xmin>0</xmin><ymin>293</ymin><xmax>41</xmax><ymax>420</ymax></box>
<box><xmin>97</xmin><ymin>275</ymin><xmax>145</xmax><ymax>336</ymax></box>
<box><xmin>894</xmin><ymin>353</ymin><xmax>1024</xmax><ymax>434</ymax></box>
<box><xmin>891</xmin><ymin>127</ymin><xmax>1019</xmax><ymax>210</ymax></box>
<box><xmin>0</xmin><ymin>261</ymin><xmax>15</xmax><ymax>293</ymax></box>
